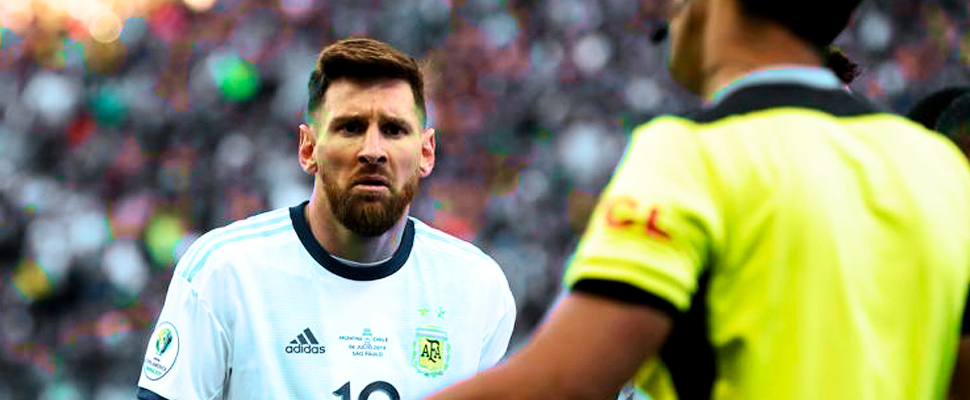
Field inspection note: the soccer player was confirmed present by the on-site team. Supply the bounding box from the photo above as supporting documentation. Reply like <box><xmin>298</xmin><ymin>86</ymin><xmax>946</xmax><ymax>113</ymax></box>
<box><xmin>427</xmin><ymin>0</ymin><xmax>970</xmax><ymax>399</ymax></box>
<box><xmin>137</xmin><ymin>37</ymin><xmax>516</xmax><ymax>400</ymax></box>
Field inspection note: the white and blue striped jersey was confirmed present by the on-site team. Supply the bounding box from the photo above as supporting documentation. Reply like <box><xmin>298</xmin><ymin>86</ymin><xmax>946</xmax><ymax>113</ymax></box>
<box><xmin>137</xmin><ymin>201</ymin><xmax>516</xmax><ymax>400</ymax></box>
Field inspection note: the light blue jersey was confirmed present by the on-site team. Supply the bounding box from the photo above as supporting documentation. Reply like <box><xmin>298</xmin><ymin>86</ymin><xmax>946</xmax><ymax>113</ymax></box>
<box><xmin>138</xmin><ymin>201</ymin><xmax>516</xmax><ymax>400</ymax></box>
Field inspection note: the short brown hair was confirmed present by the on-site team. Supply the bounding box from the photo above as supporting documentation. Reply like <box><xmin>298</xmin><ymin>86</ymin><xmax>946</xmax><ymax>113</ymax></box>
<box><xmin>307</xmin><ymin>37</ymin><xmax>426</xmax><ymax>123</ymax></box>
<box><xmin>823</xmin><ymin>45</ymin><xmax>860</xmax><ymax>85</ymax></box>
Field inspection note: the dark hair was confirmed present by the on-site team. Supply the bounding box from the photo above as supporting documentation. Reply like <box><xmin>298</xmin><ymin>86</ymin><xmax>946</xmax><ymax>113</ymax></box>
<box><xmin>307</xmin><ymin>37</ymin><xmax>426</xmax><ymax>123</ymax></box>
<box><xmin>737</xmin><ymin>0</ymin><xmax>863</xmax><ymax>50</ymax></box>
<box><xmin>907</xmin><ymin>87</ymin><xmax>970</xmax><ymax>158</ymax></box>
<box><xmin>907</xmin><ymin>88</ymin><xmax>970</xmax><ymax>129</ymax></box>
<box><xmin>823</xmin><ymin>45</ymin><xmax>860</xmax><ymax>85</ymax></box>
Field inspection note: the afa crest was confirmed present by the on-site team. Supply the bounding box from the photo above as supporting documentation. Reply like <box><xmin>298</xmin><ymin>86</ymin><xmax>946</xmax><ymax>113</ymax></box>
<box><xmin>413</xmin><ymin>326</ymin><xmax>449</xmax><ymax>377</ymax></box>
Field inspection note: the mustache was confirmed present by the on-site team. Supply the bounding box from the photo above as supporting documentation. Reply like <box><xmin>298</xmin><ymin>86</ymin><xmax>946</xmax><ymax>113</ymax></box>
<box><xmin>349</xmin><ymin>166</ymin><xmax>392</xmax><ymax>186</ymax></box>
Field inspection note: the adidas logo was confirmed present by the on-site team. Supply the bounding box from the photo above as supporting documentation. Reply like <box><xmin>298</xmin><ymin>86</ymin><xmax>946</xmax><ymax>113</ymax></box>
<box><xmin>285</xmin><ymin>328</ymin><xmax>326</xmax><ymax>354</ymax></box>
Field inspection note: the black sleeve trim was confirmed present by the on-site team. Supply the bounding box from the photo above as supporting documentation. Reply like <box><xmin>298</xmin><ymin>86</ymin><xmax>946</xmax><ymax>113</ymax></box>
<box><xmin>137</xmin><ymin>388</ymin><xmax>169</xmax><ymax>400</ymax></box>
<box><xmin>962</xmin><ymin>288</ymin><xmax>970</xmax><ymax>335</ymax></box>
<box><xmin>572</xmin><ymin>279</ymin><xmax>681</xmax><ymax>319</ymax></box>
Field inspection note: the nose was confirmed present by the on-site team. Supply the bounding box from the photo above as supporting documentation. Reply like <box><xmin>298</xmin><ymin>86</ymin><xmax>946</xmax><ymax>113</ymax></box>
<box><xmin>358</xmin><ymin>124</ymin><xmax>388</xmax><ymax>165</ymax></box>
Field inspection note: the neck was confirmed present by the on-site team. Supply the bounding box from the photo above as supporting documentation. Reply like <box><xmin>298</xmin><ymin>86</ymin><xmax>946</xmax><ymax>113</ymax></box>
<box><xmin>304</xmin><ymin>190</ymin><xmax>408</xmax><ymax>263</ymax></box>
<box><xmin>701</xmin><ymin>8</ymin><xmax>823</xmax><ymax>101</ymax></box>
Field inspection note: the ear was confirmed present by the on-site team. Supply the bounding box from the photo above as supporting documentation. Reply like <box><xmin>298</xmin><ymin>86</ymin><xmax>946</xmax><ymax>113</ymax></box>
<box><xmin>419</xmin><ymin>128</ymin><xmax>436</xmax><ymax>177</ymax></box>
<box><xmin>298</xmin><ymin>124</ymin><xmax>318</xmax><ymax>175</ymax></box>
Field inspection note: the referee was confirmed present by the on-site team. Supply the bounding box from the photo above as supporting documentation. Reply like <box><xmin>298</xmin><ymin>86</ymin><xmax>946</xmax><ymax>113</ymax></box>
<box><xmin>427</xmin><ymin>0</ymin><xmax>970</xmax><ymax>399</ymax></box>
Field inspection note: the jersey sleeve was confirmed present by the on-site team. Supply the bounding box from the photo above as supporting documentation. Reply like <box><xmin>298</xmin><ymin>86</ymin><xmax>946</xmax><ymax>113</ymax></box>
<box><xmin>564</xmin><ymin>117</ymin><xmax>723</xmax><ymax>313</ymax></box>
<box><xmin>478</xmin><ymin>263</ymin><xmax>517</xmax><ymax>369</ymax></box>
<box><xmin>137</xmin><ymin>254</ymin><xmax>232</xmax><ymax>399</ymax></box>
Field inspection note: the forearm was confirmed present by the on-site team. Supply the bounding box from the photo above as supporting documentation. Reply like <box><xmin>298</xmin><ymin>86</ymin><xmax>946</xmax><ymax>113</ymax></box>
<box><xmin>425</xmin><ymin>291</ymin><xmax>671</xmax><ymax>400</ymax></box>
<box><xmin>425</xmin><ymin>361</ymin><xmax>550</xmax><ymax>400</ymax></box>
<box><xmin>426</xmin><ymin>352</ymin><xmax>609</xmax><ymax>400</ymax></box>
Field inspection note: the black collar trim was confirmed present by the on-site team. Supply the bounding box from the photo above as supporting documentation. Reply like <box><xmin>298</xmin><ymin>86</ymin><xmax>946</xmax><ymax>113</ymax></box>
<box><xmin>290</xmin><ymin>201</ymin><xmax>414</xmax><ymax>281</ymax></box>
<box><xmin>688</xmin><ymin>84</ymin><xmax>887</xmax><ymax>123</ymax></box>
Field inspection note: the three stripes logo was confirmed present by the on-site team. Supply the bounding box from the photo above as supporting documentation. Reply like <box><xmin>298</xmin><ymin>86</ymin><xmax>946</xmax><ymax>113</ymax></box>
<box><xmin>285</xmin><ymin>328</ymin><xmax>326</xmax><ymax>354</ymax></box>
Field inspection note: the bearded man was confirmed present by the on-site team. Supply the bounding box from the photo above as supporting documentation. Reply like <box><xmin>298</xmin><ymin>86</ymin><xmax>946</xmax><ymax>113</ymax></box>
<box><xmin>137</xmin><ymin>37</ymin><xmax>515</xmax><ymax>400</ymax></box>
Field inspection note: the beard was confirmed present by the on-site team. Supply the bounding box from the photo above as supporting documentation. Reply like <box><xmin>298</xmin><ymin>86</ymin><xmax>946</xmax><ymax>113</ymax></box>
<box><xmin>322</xmin><ymin>168</ymin><xmax>418</xmax><ymax>237</ymax></box>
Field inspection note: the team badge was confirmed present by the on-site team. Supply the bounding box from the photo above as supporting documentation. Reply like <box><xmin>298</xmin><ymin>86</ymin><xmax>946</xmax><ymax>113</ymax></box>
<box><xmin>412</xmin><ymin>326</ymin><xmax>449</xmax><ymax>377</ymax></box>
<box><xmin>144</xmin><ymin>322</ymin><xmax>179</xmax><ymax>380</ymax></box>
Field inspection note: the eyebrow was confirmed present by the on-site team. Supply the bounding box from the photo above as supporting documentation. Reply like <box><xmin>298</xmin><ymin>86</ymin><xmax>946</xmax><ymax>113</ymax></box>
<box><xmin>379</xmin><ymin>115</ymin><xmax>413</xmax><ymax>130</ymax></box>
<box><xmin>327</xmin><ymin>114</ymin><xmax>416</xmax><ymax>132</ymax></box>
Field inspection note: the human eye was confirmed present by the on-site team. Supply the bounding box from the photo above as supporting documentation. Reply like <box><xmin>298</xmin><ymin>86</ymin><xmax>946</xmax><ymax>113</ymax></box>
<box><xmin>381</xmin><ymin>122</ymin><xmax>409</xmax><ymax>137</ymax></box>
<box><xmin>335</xmin><ymin>120</ymin><xmax>366</xmax><ymax>135</ymax></box>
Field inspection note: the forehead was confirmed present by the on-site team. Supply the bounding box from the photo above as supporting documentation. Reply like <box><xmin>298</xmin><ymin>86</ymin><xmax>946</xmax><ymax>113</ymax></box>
<box><xmin>322</xmin><ymin>79</ymin><xmax>420</xmax><ymax>124</ymax></box>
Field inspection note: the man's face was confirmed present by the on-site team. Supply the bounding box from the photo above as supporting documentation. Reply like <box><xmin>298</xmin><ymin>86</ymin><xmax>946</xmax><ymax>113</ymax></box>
<box><xmin>666</xmin><ymin>0</ymin><xmax>708</xmax><ymax>95</ymax></box>
<box><xmin>299</xmin><ymin>78</ymin><xmax>435</xmax><ymax>237</ymax></box>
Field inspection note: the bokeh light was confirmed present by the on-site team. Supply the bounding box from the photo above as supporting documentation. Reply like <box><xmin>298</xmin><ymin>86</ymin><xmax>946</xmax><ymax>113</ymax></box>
<box><xmin>89</xmin><ymin>10</ymin><xmax>123</xmax><ymax>43</ymax></box>
<box><xmin>143</xmin><ymin>214</ymin><xmax>187</xmax><ymax>269</ymax></box>
<box><xmin>11</xmin><ymin>258</ymin><xmax>54</xmax><ymax>302</ymax></box>
<box><xmin>89</xmin><ymin>88</ymin><xmax>128</xmax><ymax>127</ymax></box>
<box><xmin>183</xmin><ymin>0</ymin><xmax>219</xmax><ymax>12</ymax></box>
<box><xmin>212</xmin><ymin>55</ymin><xmax>262</xmax><ymax>102</ymax></box>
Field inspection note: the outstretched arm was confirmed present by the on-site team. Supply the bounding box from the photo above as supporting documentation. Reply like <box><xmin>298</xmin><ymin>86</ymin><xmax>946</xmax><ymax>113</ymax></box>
<box><xmin>424</xmin><ymin>291</ymin><xmax>672</xmax><ymax>400</ymax></box>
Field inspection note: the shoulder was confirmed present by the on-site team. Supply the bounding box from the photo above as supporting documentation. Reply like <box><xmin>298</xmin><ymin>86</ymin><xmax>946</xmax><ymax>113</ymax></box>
<box><xmin>618</xmin><ymin>115</ymin><xmax>705</xmax><ymax>172</ymax></box>
<box><xmin>174</xmin><ymin>207</ymin><xmax>293</xmax><ymax>284</ymax></box>
<box><xmin>409</xmin><ymin>217</ymin><xmax>506</xmax><ymax>277</ymax></box>
<box><xmin>630</xmin><ymin>115</ymin><xmax>697</xmax><ymax>140</ymax></box>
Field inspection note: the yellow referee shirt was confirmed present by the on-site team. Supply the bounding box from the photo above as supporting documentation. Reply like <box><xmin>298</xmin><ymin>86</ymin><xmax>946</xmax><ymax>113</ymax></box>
<box><xmin>564</xmin><ymin>68</ymin><xmax>970</xmax><ymax>400</ymax></box>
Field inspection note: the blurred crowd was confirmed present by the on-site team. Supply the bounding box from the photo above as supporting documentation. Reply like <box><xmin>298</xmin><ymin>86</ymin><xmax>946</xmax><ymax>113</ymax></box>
<box><xmin>0</xmin><ymin>0</ymin><xmax>968</xmax><ymax>398</ymax></box>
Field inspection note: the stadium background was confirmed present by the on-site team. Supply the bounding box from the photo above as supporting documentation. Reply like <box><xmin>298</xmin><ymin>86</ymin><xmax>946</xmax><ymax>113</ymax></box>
<box><xmin>0</xmin><ymin>0</ymin><xmax>968</xmax><ymax>398</ymax></box>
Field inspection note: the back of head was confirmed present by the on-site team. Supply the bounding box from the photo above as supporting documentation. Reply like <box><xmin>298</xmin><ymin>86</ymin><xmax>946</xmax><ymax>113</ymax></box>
<box><xmin>908</xmin><ymin>88</ymin><xmax>970</xmax><ymax>159</ymax></box>
<box><xmin>737</xmin><ymin>0</ymin><xmax>862</xmax><ymax>50</ymax></box>
<box><xmin>307</xmin><ymin>37</ymin><xmax>426</xmax><ymax>121</ymax></box>
<box><xmin>907</xmin><ymin>88</ymin><xmax>970</xmax><ymax>130</ymax></box>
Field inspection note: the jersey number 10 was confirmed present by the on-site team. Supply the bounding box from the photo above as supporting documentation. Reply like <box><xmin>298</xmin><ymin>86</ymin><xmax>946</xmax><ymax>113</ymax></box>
<box><xmin>333</xmin><ymin>381</ymin><xmax>400</xmax><ymax>400</ymax></box>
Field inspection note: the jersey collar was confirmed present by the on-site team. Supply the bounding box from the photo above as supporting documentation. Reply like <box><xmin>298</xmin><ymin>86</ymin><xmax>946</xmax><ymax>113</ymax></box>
<box><xmin>709</xmin><ymin>66</ymin><xmax>844</xmax><ymax>106</ymax></box>
<box><xmin>290</xmin><ymin>201</ymin><xmax>414</xmax><ymax>281</ymax></box>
